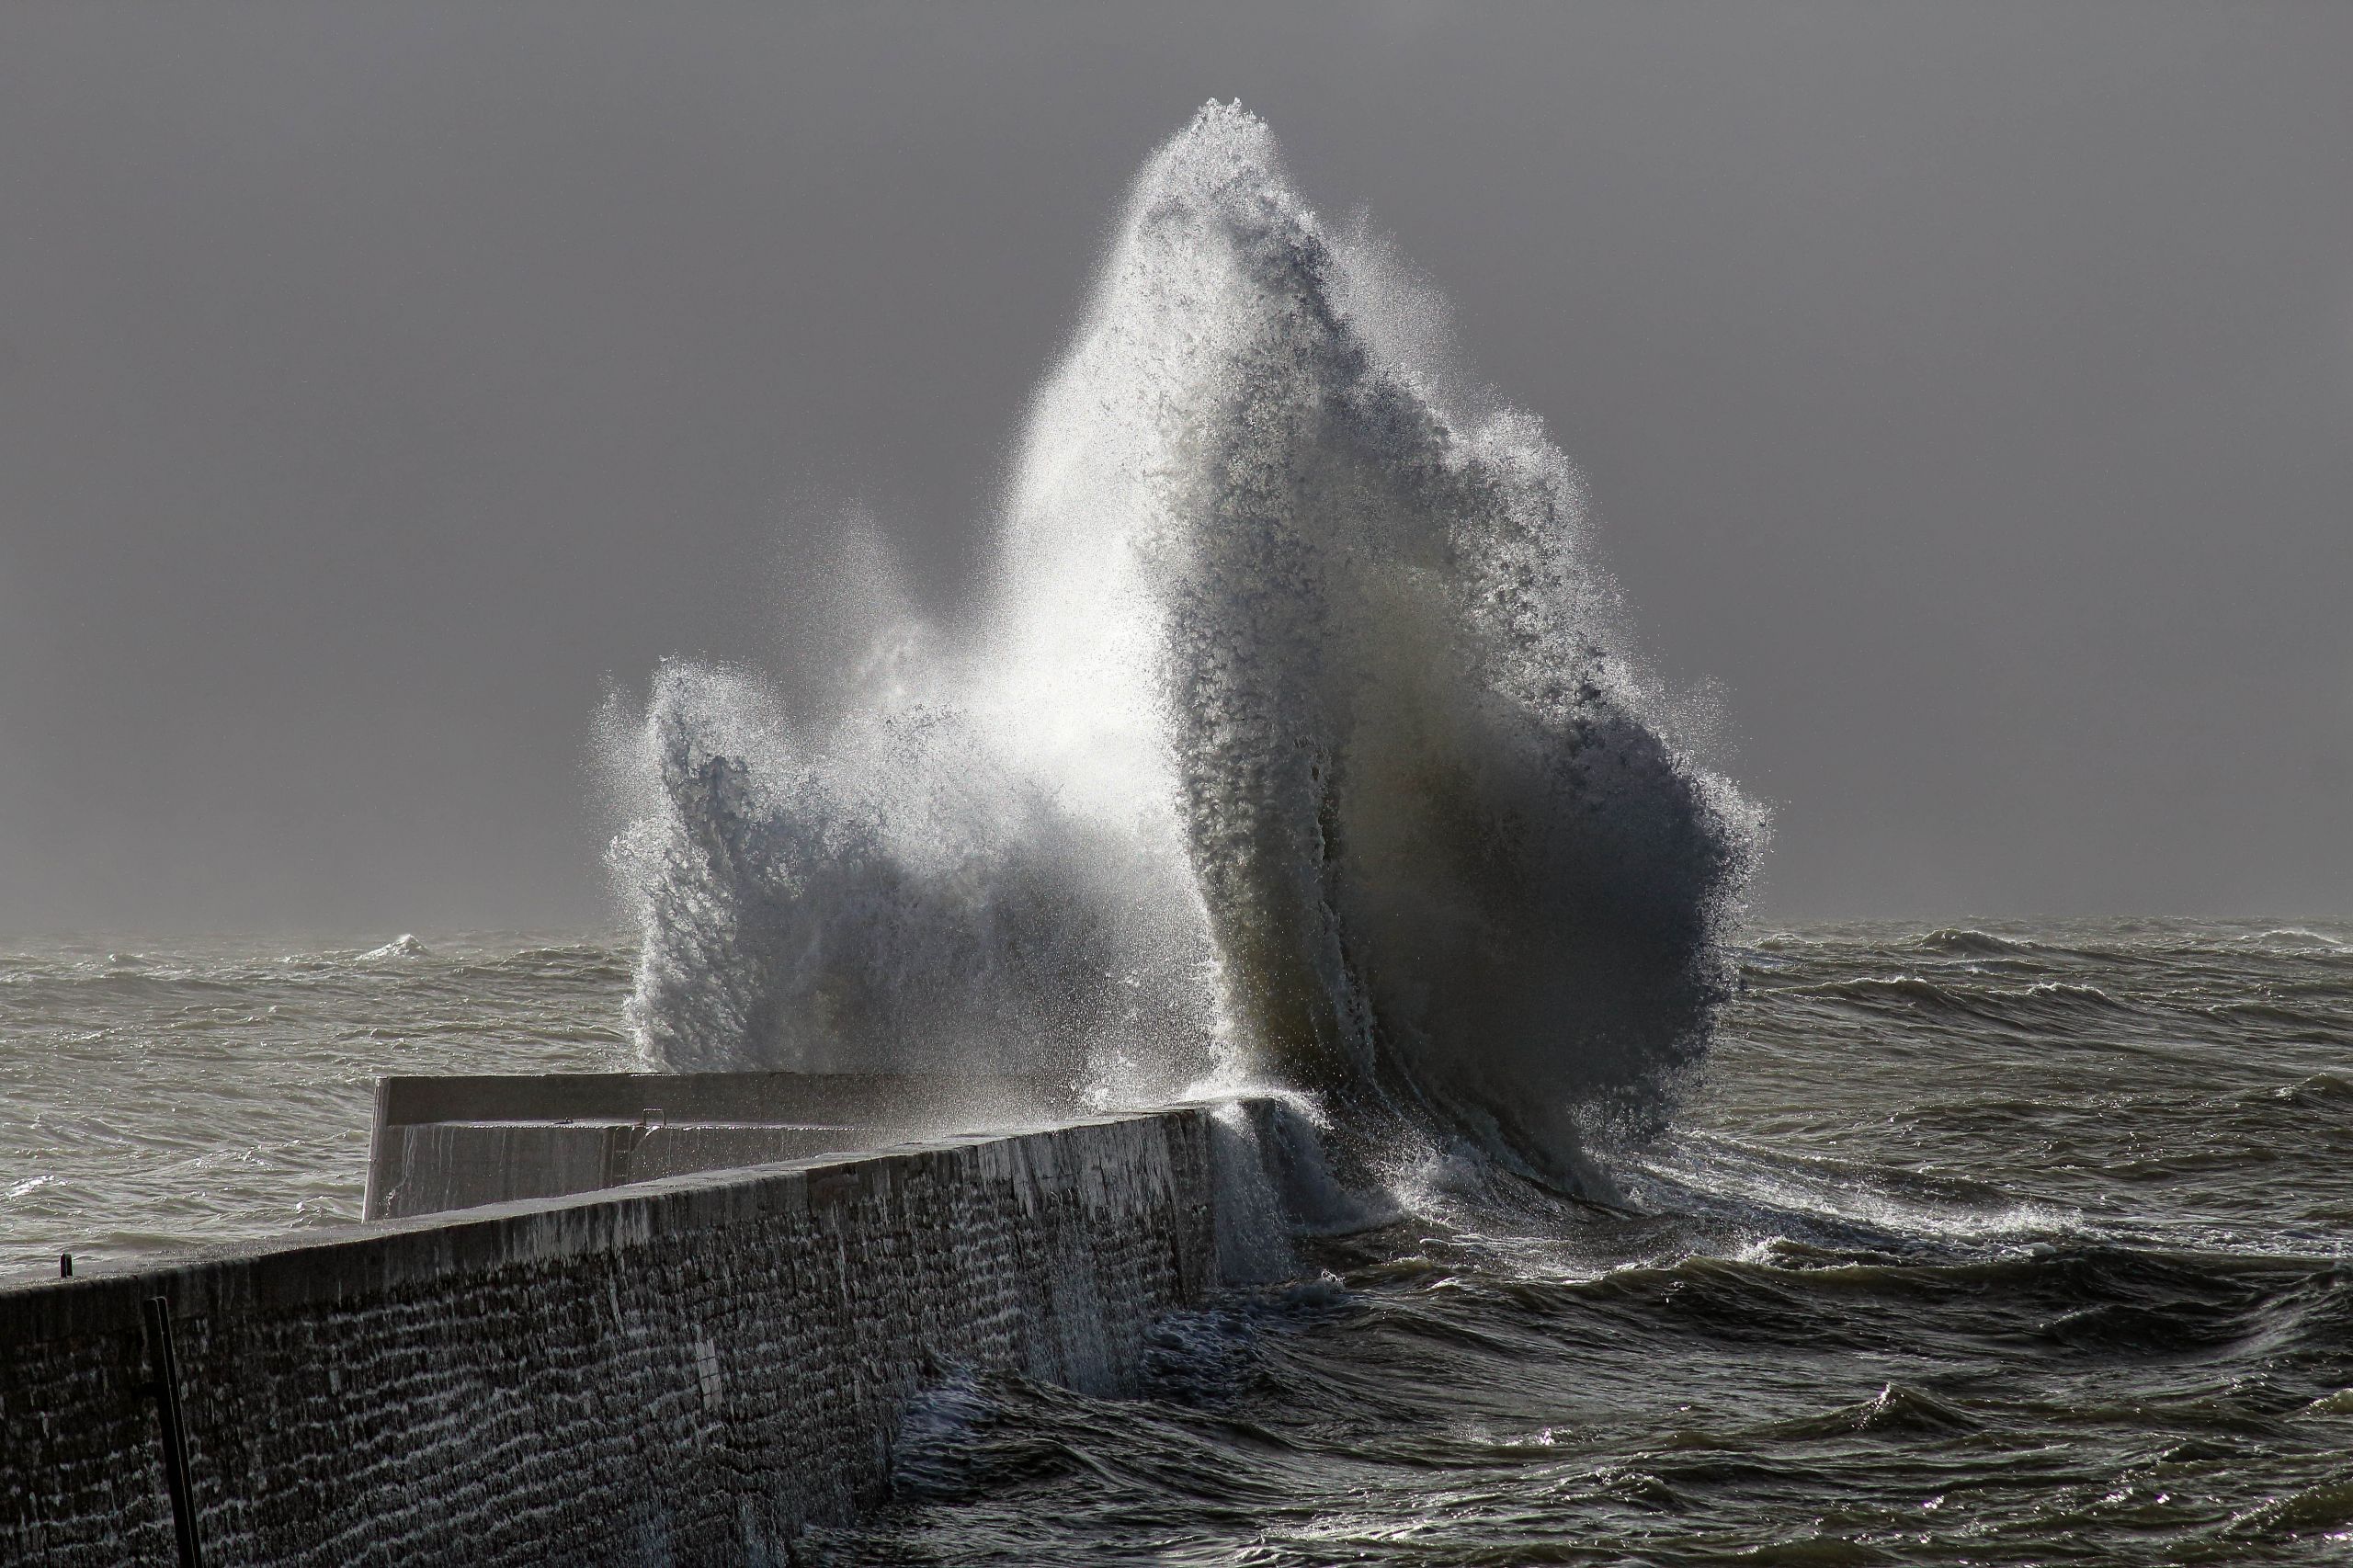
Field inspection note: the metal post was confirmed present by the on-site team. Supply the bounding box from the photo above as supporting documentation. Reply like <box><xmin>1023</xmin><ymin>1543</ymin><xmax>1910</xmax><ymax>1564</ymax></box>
<box><xmin>142</xmin><ymin>1296</ymin><xmax>203</xmax><ymax>1568</ymax></box>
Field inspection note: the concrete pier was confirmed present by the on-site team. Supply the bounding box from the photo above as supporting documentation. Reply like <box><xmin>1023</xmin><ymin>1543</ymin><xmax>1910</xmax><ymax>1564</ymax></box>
<box><xmin>0</xmin><ymin>1091</ymin><xmax>1274</xmax><ymax>1565</ymax></box>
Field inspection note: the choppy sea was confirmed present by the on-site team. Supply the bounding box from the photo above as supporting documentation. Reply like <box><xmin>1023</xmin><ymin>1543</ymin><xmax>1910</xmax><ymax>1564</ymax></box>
<box><xmin>6</xmin><ymin>917</ymin><xmax>2350</xmax><ymax>1563</ymax></box>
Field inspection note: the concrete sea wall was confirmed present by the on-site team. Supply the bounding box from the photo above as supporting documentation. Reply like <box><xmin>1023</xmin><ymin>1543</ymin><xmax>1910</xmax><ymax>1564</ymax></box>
<box><xmin>360</xmin><ymin>1070</ymin><xmax>1080</xmax><ymax>1221</ymax></box>
<box><xmin>0</xmin><ymin>1107</ymin><xmax>1240</xmax><ymax>1565</ymax></box>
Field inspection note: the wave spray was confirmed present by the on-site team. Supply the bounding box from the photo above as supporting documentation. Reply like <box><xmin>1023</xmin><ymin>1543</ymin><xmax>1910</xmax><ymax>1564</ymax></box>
<box><xmin>602</xmin><ymin>104</ymin><xmax>1758</xmax><ymax>1196</ymax></box>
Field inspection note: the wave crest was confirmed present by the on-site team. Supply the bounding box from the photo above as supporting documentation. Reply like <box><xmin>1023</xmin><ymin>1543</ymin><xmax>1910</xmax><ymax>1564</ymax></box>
<box><xmin>602</xmin><ymin>103</ymin><xmax>1758</xmax><ymax>1193</ymax></box>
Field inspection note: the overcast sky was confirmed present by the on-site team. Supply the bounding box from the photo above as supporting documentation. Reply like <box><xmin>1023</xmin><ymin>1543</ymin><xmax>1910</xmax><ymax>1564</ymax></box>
<box><xmin>2</xmin><ymin>2</ymin><xmax>2347</xmax><ymax>933</ymax></box>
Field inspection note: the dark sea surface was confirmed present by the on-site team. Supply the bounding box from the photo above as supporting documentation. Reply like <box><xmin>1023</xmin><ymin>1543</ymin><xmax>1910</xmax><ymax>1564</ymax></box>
<box><xmin>0</xmin><ymin>933</ymin><xmax>634</xmax><ymax>1274</ymax></box>
<box><xmin>5</xmin><ymin>918</ymin><xmax>2350</xmax><ymax>1562</ymax></box>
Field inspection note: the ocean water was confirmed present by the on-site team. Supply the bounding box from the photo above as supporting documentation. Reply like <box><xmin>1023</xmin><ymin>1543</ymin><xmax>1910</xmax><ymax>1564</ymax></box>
<box><xmin>597</xmin><ymin>103</ymin><xmax>1757</xmax><ymax>1199</ymax></box>
<box><xmin>809</xmin><ymin>916</ymin><xmax>2353</xmax><ymax>1564</ymax></box>
<box><xmin>0</xmin><ymin>934</ymin><xmax>632</xmax><ymax>1275</ymax></box>
<box><xmin>11</xmin><ymin>103</ymin><xmax>2347</xmax><ymax>1563</ymax></box>
<box><xmin>4</xmin><ymin>918</ymin><xmax>2349</xmax><ymax>1562</ymax></box>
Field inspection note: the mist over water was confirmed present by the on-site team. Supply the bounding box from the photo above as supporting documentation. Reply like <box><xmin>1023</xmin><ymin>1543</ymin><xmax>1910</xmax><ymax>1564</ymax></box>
<box><xmin>602</xmin><ymin>104</ymin><xmax>1757</xmax><ymax>1191</ymax></box>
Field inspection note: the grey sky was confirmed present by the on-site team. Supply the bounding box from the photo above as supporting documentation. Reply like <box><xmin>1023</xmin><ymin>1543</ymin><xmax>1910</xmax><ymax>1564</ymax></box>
<box><xmin>1</xmin><ymin>2</ymin><xmax>2347</xmax><ymax>933</ymax></box>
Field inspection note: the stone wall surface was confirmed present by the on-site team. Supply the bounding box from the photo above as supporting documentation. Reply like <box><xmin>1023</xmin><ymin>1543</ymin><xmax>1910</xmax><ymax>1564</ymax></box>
<box><xmin>0</xmin><ymin>1109</ymin><xmax>1225</xmax><ymax>1566</ymax></box>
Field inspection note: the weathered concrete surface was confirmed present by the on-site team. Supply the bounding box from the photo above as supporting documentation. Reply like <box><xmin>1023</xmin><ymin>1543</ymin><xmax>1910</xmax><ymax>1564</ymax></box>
<box><xmin>0</xmin><ymin>1108</ymin><xmax>1232</xmax><ymax>1566</ymax></box>
<box><xmin>368</xmin><ymin>1119</ymin><xmax>876</xmax><ymax>1220</ymax></box>
<box><xmin>363</xmin><ymin>1071</ymin><xmax>1081</xmax><ymax>1220</ymax></box>
<box><xmin>369</xmin><ymin>1069</ymin><xmax>1079</xmax><ymax>1131</ymax></box>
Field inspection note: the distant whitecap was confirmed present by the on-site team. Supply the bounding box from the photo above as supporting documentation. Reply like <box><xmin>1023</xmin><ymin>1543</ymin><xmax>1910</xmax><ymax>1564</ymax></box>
<box><xmin>358</xmin><ymin>934</ymin><xmax>430</xmax><ymax>962</ymax></box>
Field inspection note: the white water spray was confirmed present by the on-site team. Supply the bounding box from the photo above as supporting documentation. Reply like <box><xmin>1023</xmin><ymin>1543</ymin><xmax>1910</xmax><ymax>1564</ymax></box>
<box><xmin>603</xmin><ymin>104</ymin><xmax>1759</xmax><ymax>1193</ymax></box>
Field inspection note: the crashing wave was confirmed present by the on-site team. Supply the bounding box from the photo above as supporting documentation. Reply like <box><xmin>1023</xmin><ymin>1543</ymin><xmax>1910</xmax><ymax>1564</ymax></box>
<box><xmin>1914</xmin><ymin>927</ymin><xmax>2031</xmax><ymax>958</ymax></box>
<box><xmin>358</xmin><ymin>934</ymin><xmax>431</xmax><ymax>962</ymax></box>
<box><xmin>603</xmin><ymin>103</ymin><xmax>1758</xmax><ymax>1194</ymax></box>
<box><xmin>2248</xmin><ymin>927</ymin><xmax>2347</xmax><ymax>952</ymax></box>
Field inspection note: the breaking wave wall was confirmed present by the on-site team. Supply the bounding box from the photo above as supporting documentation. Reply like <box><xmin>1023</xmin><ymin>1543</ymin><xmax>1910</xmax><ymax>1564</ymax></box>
<box><xmin>602</xmin><ymin>103</ymin><xmax>1759</xmax><ymax>1194</ymax></box>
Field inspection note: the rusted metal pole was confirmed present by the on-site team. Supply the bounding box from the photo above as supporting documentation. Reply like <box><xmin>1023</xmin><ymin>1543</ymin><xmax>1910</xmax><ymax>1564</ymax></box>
<box><xmin>142</xmin><ymin>1296</ymin><xmax>203</xmax><ymax>1568</ymax></box>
